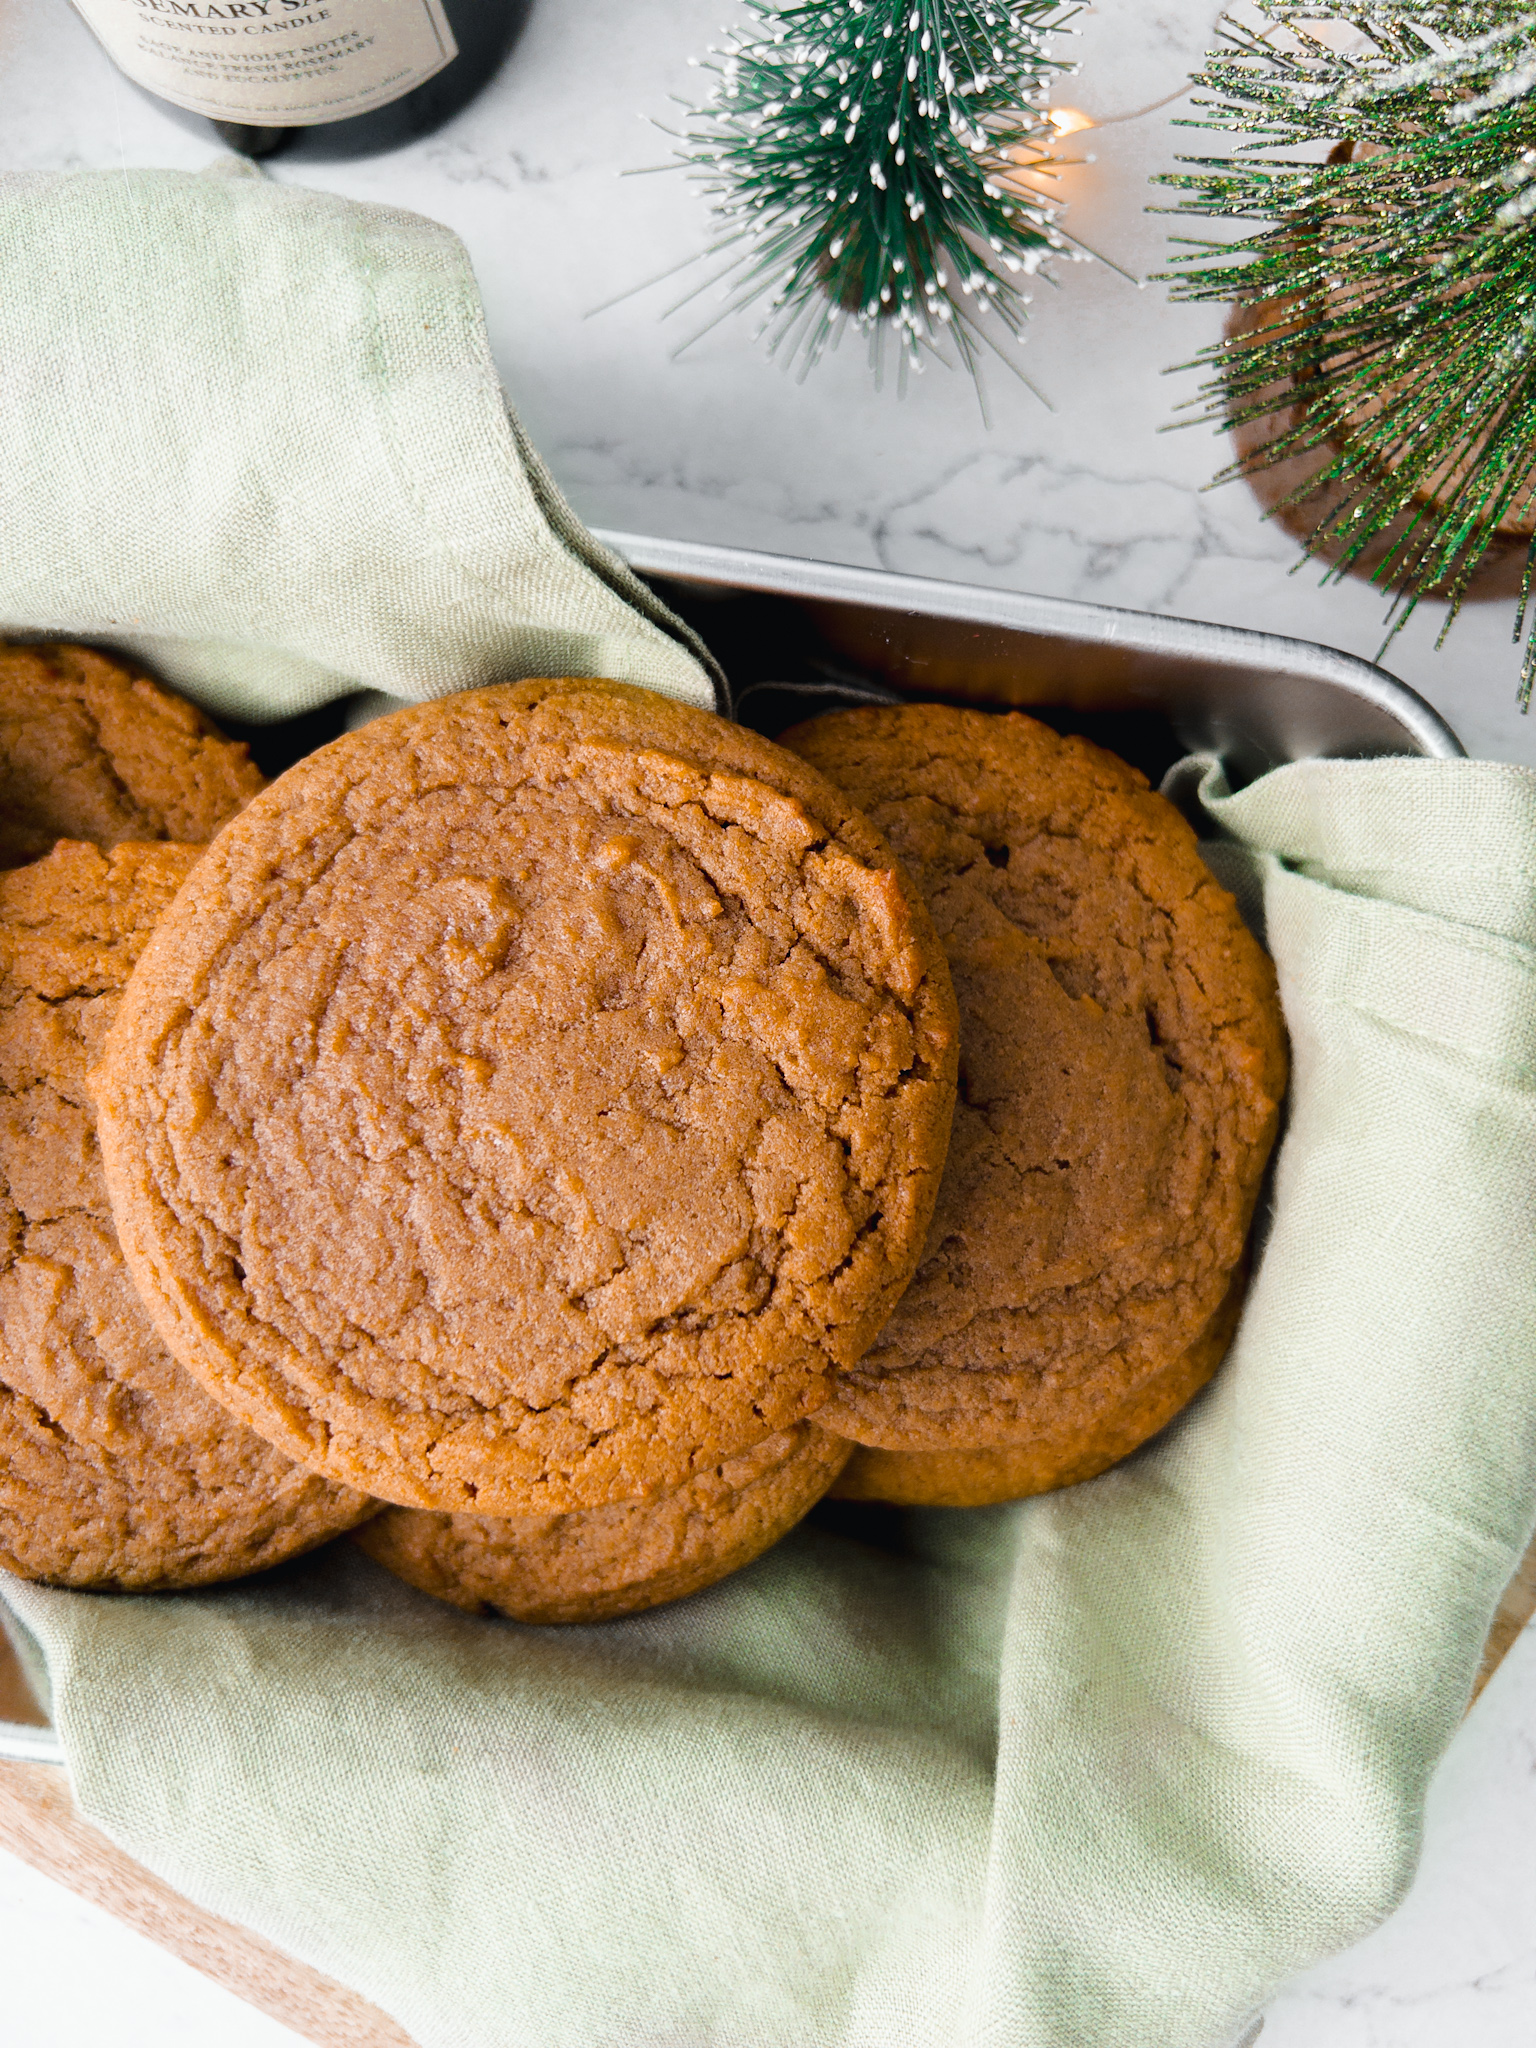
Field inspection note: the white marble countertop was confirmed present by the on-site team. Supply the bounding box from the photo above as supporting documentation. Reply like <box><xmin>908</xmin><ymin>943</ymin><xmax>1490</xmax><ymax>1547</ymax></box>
<box><xmin>3</xmin><ymin>2</ymin><xmax>1535</xmax><ymax>2043</ymax></box>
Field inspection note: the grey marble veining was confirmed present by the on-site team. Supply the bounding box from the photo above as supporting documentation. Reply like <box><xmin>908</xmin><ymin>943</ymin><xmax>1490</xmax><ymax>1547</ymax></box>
<box><xmin>3</xmin><ymin>6</ymin><xmax>1536</xmax><ymax>2043</ymax></box>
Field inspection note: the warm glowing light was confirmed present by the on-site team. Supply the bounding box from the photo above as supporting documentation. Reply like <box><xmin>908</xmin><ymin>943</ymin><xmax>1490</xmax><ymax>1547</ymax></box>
<box><xmin>1047</xmin><ymin>106</ymin><xmax>1095</xmax><ymax>135</ymax></box>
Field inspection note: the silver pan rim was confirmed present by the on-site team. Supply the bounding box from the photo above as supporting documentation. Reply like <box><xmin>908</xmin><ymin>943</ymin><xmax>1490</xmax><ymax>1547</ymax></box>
<box><xmin>598</xmin><ymin>528</ymin><xmax>1465</xmax><ymax>763</ymax></box>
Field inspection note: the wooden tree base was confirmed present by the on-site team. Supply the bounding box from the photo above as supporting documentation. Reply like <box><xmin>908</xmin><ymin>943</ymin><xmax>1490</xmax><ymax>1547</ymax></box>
<box><xmin>1224</xmin><ymin>295</ymin><xmax>1536</xmax><ymax>604</ymax></box>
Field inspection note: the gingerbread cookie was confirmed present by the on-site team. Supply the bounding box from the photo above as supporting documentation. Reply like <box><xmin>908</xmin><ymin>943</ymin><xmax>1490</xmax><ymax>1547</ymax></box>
<box><xmin>0</xmin><ymin>842</ymin><xmax>373</xmax><ymax>1591</ymax></box>
<box><xmin>829</xmin><ymin>1270</ymin><xmax>1245</xmax><ymax>1506</ymax></box>
<box><xmin>94</xmin><ymin>681</ymin><xmax>957</xmax><ymax>1516</ymax></box>
<box><xmin>356</xmin><ymin>1422</ymin><xmax>850</xmax><ymax>1624</ymax></box>
<box><xmin>0</xmin><ymin>641</ymin><xmax>264</xmax><ymax>868</ymax></box>
<box><xmin>781</xmin><ymin>704</ymin><xmax>1286</xmax><ymax>1451</ymax></box>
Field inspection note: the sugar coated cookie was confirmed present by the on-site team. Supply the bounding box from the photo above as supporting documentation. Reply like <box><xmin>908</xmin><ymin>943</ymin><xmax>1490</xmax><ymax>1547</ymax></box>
<box><xmin>782</xmin><ymin>704</ymin><xmax>1285</xmax><ymax>1451</ymax></box>
<box><xmin>94</xmin><ymin>681</ymin><xmax>957</xmax><ymax>1515</ymax></box>
<box><xmin>829</xmin><ymin>1271</ymin><xmax>1244</xmax><ymax>1506</ymax></box>
<box><xmin>356</xmin><ymin>1422</ymin><xmax>850</xmax><ymax>1623</ymax></box>
<box><xmin>0</xmin><ymin>842</ymin><xmax>372</xmax><ymax>1590</ymax></box>
<box><xmin>0</xmin><ymin>642</ymin><xmax>264</xmax><ymax>868</ymax></box>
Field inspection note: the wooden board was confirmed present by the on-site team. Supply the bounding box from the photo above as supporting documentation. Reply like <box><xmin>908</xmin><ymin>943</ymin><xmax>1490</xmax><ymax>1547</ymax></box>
<box><xmin>2</xmin><ymin>1532</ymin><xmax>1533</xmax><ymax>2048</ymax></box>
<box><xmin>1474</xmin><ymin>1528</ymin><xmax>1536</xmax><ymax>1700</ymax></box>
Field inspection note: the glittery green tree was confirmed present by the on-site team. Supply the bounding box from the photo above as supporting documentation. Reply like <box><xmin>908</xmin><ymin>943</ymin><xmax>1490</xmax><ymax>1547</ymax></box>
<box><xmin>675</xmin><ymin>0</ymin><xmax>1080</xmax><ymax>387</ymax></box>
<box><xmin>1159</xmin><ymin>1</ymin><xmax>1536</xmax><ymax>703</ymax></box>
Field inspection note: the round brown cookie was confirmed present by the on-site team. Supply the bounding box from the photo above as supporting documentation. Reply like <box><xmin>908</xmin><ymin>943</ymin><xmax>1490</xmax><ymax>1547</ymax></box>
<box><xmin>0</xmin><ymin>841</ymin><xmax>373</xmax><ymax>1590</ymax></box>
<box><xmin>94</xmin><ymin>680</ymin><xmax>958</xmax><ymax>1516</ymax></box>
<box><xmin>0</xmin><ymin>641</ymin><xmax>265</xmax><ymax>869</ymax></box>
<box><xmin>781</xmin><ymin>704</ymin><xmax>1286</xmax><ymax>1452</ymax></box>
<box><xmin>355</xmin><ymin>1422</ymin><xmax>850</xmax><ymax>1624</ymax></box>
<box><xmin>829</xmin><ymin>1267</ymin><xmax>1245</xmax><ymax>1506</ymax></box>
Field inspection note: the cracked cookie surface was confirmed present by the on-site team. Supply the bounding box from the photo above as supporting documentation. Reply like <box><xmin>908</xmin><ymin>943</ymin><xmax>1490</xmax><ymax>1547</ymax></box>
<box><xmin>356</xmin><ymin>1421</ymin><xmax>850</xmax><ymax>1623</ymax></box>
<box><xmin>781</xmin><ymin>705</ymin><xmax>1286</xmax><ymax>1452</ymax></box>
<box><xmin>94</xmin><ymin>681</ymin><xmax>957</xmax><ymax>1515</ymax></box>
<box><xmin>0</xmin><ymin>642</ymin><xmax>266</xmax><ymax>869</ymax></box>
<box><xmin>829</xmin><ymin>1270</ymin><xmax>1245</xmax><ymax>1503</ymax></box>
<box><xmin>0</xmin><ymin>841</ymin><xmax>372</xmax><ymax>1590</ymax></box>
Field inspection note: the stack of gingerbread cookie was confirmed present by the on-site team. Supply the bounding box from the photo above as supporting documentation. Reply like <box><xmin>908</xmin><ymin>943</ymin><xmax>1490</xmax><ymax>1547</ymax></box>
<box><xmin>0</xmin><ymin>646</ymin><xmax>371</xmax><ymax>1590</ymax></box>
<box><xmin>0</xmin><ymin>647</ymin><xmax>1285</xmax><ymax>1626</ymax></box>
<box><xmin>781</xmin><ymin>704</ymin><xmax>1286</xmax><ymax>1508</ymax></box>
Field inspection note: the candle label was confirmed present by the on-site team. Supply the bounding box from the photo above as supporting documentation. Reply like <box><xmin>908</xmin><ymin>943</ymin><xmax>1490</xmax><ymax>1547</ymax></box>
<box><xmin>72</xmin><ymin>0</ymin><xmax>457</xmax><ymax>126</ymax></box>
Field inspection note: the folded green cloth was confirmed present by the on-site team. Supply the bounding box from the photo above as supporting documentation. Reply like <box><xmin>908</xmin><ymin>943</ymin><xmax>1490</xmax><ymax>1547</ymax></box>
<box><xmin>6</xmin><ymin>752</ymin><xmax>1536</xmax><ymax>2048</ymax></box>
<box><xmin>0</xmin><ymin>164</ymin><xmax>716</xmax><ymax>719</ymax></box>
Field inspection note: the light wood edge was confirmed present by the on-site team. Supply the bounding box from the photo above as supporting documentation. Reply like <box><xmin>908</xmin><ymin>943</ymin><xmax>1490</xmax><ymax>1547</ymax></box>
<box><xmin>1222</xmin><ymin>295</ymin><xmax>1535</xmax><ymax>602</ymax></box>
<box><xmin>0</xmin><ymin>1637</ymin><xmax>44</xmax><ymax>1729</ymax></box>
<box><xmin>0</xmin><ymin>1706</ymin><xmax>416</xmax><ymax>2048</ymax></box>
<box><xmin>1473</xmin><ymin>1526</ymin><xmax>1536</xmax><ymax>1702</ymax></box>
<box><xmin>1</xmin><ymin>1524</ymin><xmax>1531</xmax><ymax>2045</ymax></box>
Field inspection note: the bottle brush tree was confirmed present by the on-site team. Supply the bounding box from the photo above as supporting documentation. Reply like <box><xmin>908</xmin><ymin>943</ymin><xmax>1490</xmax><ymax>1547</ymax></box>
<box><xmin>673</xmin><ymin>0</ymin><xmax>1082</xmax><ymax>390</ymax></box>
<box><xmin>1161</xmin><ymin>1</ymin><xmax>1536</xmax><ymax>704</ymax></box>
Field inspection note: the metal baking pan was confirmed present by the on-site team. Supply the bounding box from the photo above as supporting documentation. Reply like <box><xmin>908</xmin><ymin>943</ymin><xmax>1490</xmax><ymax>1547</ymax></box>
<box><xmin>0</xmin><ymin>535</ymin><xmax>1464</xmax><ymax>1769</ymax></box>
<box><xmin>598</xmin><ymin>530</ymin><xmax>1463</xmax><ymax>777</ymax></box>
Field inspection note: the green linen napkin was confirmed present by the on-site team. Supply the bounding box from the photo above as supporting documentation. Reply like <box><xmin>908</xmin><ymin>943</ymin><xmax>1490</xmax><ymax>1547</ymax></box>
<box><xmin>5</xmin><ymin>753</ymin><xmax>1535</xmax><ymax>2048</ymax></box>
<box><xmin>0</xmin><ymin>163</ymin><xmax>716</xmax><ymax>719</ymax></box>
